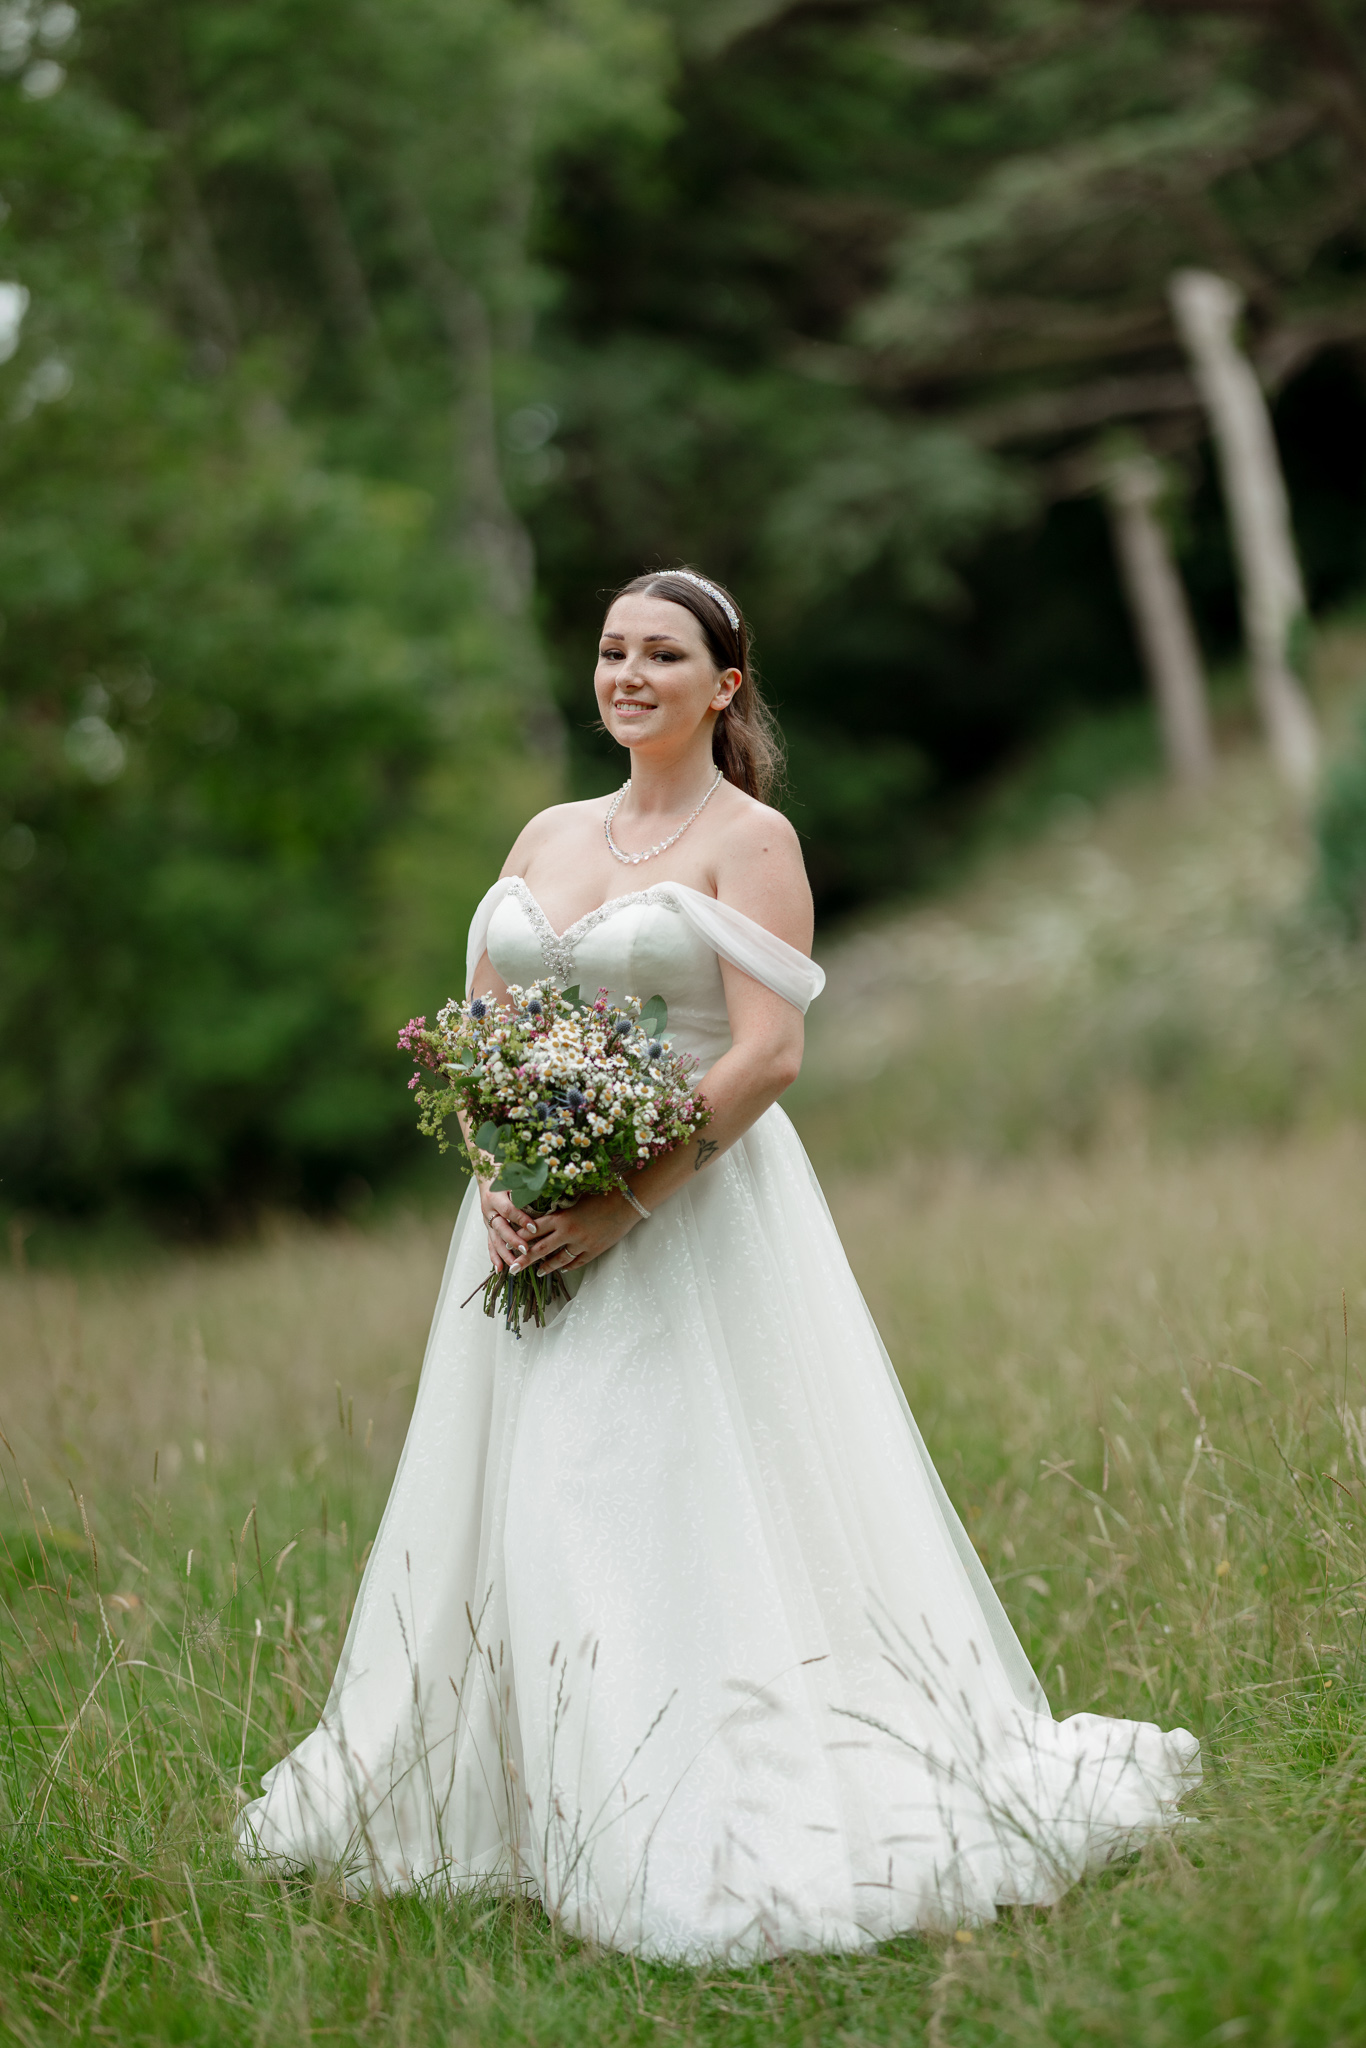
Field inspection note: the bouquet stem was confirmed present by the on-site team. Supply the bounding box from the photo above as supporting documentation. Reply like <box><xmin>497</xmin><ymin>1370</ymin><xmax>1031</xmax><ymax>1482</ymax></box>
<box><xmin>462</xmin><ymin>1249</ymin><xmax>584</xmax><ymax>1336</ymax></box>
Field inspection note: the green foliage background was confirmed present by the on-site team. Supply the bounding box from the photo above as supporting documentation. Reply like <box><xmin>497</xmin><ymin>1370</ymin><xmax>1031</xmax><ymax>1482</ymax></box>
<box><xmin>8</xmin><ymin>0</ymin><xmax>1366</xmax><ymax>1217</ymax></box>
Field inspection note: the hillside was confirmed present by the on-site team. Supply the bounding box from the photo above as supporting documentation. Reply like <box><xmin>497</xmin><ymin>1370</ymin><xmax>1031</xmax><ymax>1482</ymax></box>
<box><xmin>797</xmin><ymin>619</ymin><xmax>1366</xmax><ymax>1167</ymax></box>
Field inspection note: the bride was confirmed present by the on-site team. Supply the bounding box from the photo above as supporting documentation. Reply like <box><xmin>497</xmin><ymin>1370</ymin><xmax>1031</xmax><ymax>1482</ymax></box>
<box><xmin>237</xmin><ymin>567</ymin><xmax>1199</xmax><ymax>1959</ymax></box>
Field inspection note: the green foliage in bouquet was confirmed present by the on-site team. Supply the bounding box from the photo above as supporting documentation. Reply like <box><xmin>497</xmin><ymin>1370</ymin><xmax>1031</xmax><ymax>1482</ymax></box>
<box><xmin>398</xmin><ymin>985</ymin><xmax>706</xmax><ymax>1333</ymax></box>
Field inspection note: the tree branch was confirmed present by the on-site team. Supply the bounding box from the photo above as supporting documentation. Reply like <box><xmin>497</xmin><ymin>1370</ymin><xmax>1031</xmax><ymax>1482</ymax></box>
<box><xmin>958</xmin><ymin>371</ymin><xmax>1201</xmax><ymax>446</ymax></box>
<box><xmin>394</xmin><ymin>193</ymin><xmax>534</xmax><ymax>621</ymax></box>
<box><xmin>149</xmin><ymin>49</ymin><xmax>238</xmax><ymax>367</ymax></box>
<box><xmin>290</xmin><ymin>152</ymin><xmax>377</xmax><ymax>348</ymax></box>
<box><xmin>1134</xmin><ymin>0</ymin><xmax>1366</xmax><ymax>162</ymax></box>
<box><xmin>955</xmin><ymin>298</ymin><xmax>1366</xmax><ymax>447</ymax></box>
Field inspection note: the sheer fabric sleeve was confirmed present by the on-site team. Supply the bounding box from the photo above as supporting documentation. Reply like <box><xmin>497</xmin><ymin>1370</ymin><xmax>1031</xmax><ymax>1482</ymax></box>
<box><xmin>666</xmin><ymin>885</ymin><xmax>825</xmax><ymax>1013</ymax></box>
<box><xmin>465</xmin><ymin>876</ymin><xmax>518</xmax><ymax>997</ymax></box>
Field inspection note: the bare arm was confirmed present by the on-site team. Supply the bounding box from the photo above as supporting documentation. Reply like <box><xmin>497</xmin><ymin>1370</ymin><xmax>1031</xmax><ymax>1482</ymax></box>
<box><xmin>466</xmin><ymin>816</ymin><xmax>556</xmax><ymax>1274</ymax></box>
<box><xmin>615</xmin><ymin>955</ymin><xmax>802</xmax><ymax>1206</ymax></box>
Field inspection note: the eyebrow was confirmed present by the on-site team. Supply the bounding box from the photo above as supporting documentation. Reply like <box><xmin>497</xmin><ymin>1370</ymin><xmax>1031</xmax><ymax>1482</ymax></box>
<box><xmin>599</xmin><ymin>631</ymin><xmax>685</xmax><ymax>645</ymax></box>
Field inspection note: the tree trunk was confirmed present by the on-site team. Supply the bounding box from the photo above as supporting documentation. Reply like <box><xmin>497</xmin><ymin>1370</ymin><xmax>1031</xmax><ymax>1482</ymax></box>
<box><xmin>396</xmin><ymin>195</ymin><xmax>561</xmax><ymax>758</ymax></box>
<box><xmin>150</xmin><ymin>48</ymin><xmax>238</xmax><ymax>371</ymax></box>
<box><xmin>1168</xmin><ymin>267</ymin><xmax>1319</xmax><ymax>792</ymax></box>
<box><xmin>1102</xmin><ymin>450</ymin><xmax>1215</xmax><ymax>787</ymax></box>
<box><xmin>290</xmin><ymin>151</ymin><xmax>378</xmax><ymax>348</ymax></box>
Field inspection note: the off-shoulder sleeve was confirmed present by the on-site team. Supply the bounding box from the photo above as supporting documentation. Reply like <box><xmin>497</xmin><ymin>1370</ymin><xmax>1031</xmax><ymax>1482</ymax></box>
<box><xmin>665</xmin><ymin>885</ymin><xmax>825</xmax><ymax>1013</ymax></box>
<box><xmin>465</xmin><ymin>876</ymin><xmax>518</xmax><ymax>997</ymax></box>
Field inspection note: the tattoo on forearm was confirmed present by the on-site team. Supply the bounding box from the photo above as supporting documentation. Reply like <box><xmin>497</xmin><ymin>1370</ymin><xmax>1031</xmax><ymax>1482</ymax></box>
<box><xmin>694</xmin><ymin>1139</ymin><xmax>719</xmax><ymax>1172</ymax></box>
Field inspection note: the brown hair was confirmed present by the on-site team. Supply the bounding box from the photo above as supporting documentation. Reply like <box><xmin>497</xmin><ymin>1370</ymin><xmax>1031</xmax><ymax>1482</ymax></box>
<box><xmin>606</xmin><ymin>568</ymin><xmax>785</xmax><ymax>803</ymax></box>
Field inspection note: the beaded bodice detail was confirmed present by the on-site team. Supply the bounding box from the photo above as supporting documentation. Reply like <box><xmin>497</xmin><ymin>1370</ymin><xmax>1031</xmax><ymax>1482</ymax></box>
<box><xmin>503</xmin><ymin>878</ymin><xmax>680</xmax><ymax>985</ymax></box>
<box><xmin>486</xmin><ymin>877</ymin><xmax>733</xmax><ymax>1065</ymax></box>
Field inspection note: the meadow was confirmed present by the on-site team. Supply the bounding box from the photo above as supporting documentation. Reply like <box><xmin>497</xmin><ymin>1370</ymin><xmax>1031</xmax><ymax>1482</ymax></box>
<box><xmin>7</xmin><ymin>690</ymin><xmax>1366</xmax><ymax>2043</ymax></box>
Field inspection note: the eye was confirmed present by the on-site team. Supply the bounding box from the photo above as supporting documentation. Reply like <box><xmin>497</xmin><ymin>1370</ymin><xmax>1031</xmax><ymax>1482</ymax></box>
<box><xmin>599</xmin><ymin>645</ymin><xmax>623</xmax><ymax>659</ymax></box>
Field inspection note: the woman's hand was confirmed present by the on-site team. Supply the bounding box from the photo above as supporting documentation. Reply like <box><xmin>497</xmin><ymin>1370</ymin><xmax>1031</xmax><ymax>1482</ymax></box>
<box><xmin>480</xmin><ymin>1184</ymin><xmax>541</xmax><ymax>1273</ymax></box>
<box><xmin>508</xmin><ymin>1189</ymin><xmax>639</xmax><ymax>1279</ymax></box>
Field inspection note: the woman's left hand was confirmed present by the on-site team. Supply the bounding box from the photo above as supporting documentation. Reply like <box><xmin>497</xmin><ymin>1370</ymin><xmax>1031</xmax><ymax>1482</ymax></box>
<box><xmin>510</xmin><ymin>1189</ymin><xmax>639</xmax><ymax>1277</ymax></box>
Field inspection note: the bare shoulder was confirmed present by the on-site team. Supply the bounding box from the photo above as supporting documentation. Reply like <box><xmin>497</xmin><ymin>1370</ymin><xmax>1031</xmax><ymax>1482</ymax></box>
<box><xmin>499</xmin><ymin>795</ymin><xmax>611</xmax><ymax>878</ymax></box>
<box><xmin>719</xmin><ymin>788</ymin><xmax>803</xmax><ymax>861</ymax></box>
<box><xmin>712</xmin><ymin>789</ymin><xmax>812</xmax><ymax>949</ymax></box>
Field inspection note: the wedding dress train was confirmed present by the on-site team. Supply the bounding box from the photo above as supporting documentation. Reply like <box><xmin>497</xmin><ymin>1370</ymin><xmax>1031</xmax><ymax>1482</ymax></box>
<box><xmin>237</xmin><ymin>876</ymin><xmax>1199</xmax><ymax>1959</ymax></box>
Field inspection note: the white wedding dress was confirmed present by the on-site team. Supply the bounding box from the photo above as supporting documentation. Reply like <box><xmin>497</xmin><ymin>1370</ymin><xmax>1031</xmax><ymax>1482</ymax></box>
<box><xmin>237</xmin><ymin>876</ymin><xmax>1199</xmax><ymax>1960</ymax></box>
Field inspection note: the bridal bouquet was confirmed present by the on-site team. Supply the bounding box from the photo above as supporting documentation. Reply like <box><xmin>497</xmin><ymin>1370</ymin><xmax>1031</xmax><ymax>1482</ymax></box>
<box><xmin>398</xmin><ymin>983</ymin><xmax>710</xmax><ymax>1334</ymax></box>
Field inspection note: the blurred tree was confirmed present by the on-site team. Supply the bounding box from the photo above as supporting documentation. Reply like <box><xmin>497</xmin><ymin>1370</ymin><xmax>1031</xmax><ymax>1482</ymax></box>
<box><xmin>1100</xmin><ymin>446</ymin><xmax>1215</xmax><ymax>788</ymax></box>
<box><xmin>0</xmin><ymin>48</ymin><xmax>439</xmax><ymax>1216</ymax></box>
<box><xmin>529</xmin><ymin>0</ymin><xmax>1366</xmax><ymax>884</ymax></box>
<box><xmin>0</xmin><ymin>0</ymin><xmax>667</xmax><ymax>1218</ymax></box>
<box><xmin>1170</xmin><ymin>266</ymin><xmax>1318</xmax><ymax>791</ymax></box>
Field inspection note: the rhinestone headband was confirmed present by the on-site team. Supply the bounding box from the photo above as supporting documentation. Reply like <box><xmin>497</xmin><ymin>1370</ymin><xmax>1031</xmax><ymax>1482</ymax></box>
<box><xmin>659</xmin><ymin>568</ymin><xmax>739</xmax><ymax>636</ymax></box>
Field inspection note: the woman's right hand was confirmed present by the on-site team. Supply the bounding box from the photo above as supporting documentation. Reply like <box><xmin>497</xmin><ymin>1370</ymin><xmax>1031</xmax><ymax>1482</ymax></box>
<box><xmin>479</xmin><ymin>1184</ymin><xmax>540</xmax><ymax>1272</ymax></box>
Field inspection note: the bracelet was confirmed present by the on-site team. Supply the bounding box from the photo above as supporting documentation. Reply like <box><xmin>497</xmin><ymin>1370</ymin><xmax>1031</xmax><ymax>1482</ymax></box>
<box><xmin>619</xmin><ymin>1183</ymin><xmax>652</xmax><ymax>1221</ymax></box>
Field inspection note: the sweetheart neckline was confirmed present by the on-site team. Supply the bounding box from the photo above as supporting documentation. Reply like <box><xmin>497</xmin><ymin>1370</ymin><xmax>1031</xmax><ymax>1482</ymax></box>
<box><xmin>505</xmin><ymin>874</ymin><xmax>695</xmax><ymax>945</ymax></box>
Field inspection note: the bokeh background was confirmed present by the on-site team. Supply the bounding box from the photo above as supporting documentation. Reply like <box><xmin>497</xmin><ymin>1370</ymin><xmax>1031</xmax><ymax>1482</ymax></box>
<box><xmin>6</xmin><ymin>0</ymin><xmax>1366</xmax><ymax>1232</ymax></box>
<box><xmin>15</xmin><ymin>10</ymin><xmax>1366</xmax><ymax>2040</ymax></box>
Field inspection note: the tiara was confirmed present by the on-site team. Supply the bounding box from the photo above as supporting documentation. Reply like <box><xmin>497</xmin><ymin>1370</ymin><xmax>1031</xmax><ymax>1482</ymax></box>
<box><xmin>661</xmin><ymin>568</ymin><xmax>739</xmax><ymax>635</ymax></box>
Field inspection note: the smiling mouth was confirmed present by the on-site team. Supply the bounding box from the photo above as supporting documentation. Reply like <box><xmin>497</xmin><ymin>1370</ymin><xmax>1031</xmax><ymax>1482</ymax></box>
<box><xmin>613</xmin><ymin>699</ymin><xmax>656</xmax><ymax>717</ymax></box>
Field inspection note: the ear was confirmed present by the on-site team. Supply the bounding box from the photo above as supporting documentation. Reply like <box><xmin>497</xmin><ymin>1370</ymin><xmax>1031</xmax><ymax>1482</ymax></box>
<box><xmin>710</xmin><ymin>668</ymin><xmax>741</xmax><ymax>713</ymax></box>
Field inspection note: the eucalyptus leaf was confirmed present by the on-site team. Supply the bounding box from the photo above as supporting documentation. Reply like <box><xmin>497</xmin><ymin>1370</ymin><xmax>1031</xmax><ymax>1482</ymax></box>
<box><xmin>496</xmin><ymin>1158</ymin><xmax>549</xmax><ymax>1198</ymax></box>
<box><xmin>639</xmin><ymin>995</ymin><xmax>668</xmax><ymax>1038</ymax></box>
<box><xmin>475</xmin><ymin>1121</ymin><xmax>502</xmax><ymax>1155</ymax></box>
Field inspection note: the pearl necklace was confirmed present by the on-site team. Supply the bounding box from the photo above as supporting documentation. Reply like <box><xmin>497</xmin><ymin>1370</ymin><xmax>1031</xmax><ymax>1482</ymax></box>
<box><xmin>603</xmin><ymin>770</ymin><xmax>724</xmax><ymax>866</ymax></box>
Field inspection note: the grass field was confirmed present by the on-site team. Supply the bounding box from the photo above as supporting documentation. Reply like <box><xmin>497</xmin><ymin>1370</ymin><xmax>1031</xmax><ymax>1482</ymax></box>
<box><xmin>7</xmin><ymin>671</ymin><xmax>1366</xmax><ymax>2043</ymax></box>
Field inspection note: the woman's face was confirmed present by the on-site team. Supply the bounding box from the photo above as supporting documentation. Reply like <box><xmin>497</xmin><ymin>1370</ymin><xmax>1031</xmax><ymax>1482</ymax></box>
<box><xmin>594</xmin><ymin>595</ymin><xmax>739</xmax><ymax>761</ymax></box>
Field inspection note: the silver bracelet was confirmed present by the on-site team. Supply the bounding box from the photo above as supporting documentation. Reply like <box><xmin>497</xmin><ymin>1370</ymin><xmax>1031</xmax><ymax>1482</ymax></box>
<box><xmin>619</xmin><ymin>1183</ymin><xmax>652</xmax><ymax>1221</ymax></box>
